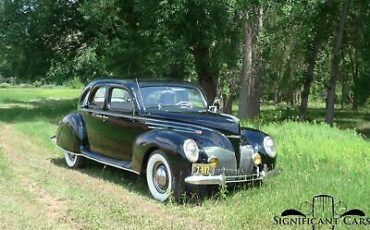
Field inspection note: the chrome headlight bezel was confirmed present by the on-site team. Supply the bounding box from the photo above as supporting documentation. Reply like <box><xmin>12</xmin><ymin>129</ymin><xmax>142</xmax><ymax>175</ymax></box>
<box><xmin>183</xmin><ymin>139</ymin><xmax>199</xmax><ymax>162</ymax></box>
<box><xmin>263</xmin><ymin>136</ymin><xmax>276</xmax><ymax>158</ymax></box>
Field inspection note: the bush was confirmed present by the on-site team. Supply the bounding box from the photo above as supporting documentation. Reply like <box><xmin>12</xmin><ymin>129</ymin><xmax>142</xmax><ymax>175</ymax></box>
<box><xmin>0</xmin><ymin>83</ymin><xmax>12</xmax><ymax>88</ymax></box>
<box><xmin>18</xmin><ymin>83</ymin><xmax>30</xmax><ymax>88</ymax></box>
<box><xmin>32</xmin><ymin>80</ymin><xmax>43</xmax><ymax>88</ymax></box>
<box><xmin>64</xmin><ymin>77</ymin><xmax>84</xmax><ymax>89</ymax></box>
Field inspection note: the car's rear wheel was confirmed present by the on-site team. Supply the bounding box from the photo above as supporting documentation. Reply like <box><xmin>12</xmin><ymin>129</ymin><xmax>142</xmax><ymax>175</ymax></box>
<box><xmin>146</xmin><ymin>151</ymin><xmax>174</xmax><ymax>202</ymax></box>
<box><xmin>64</xmin><ymin>151</ymin><xmax>84</xmax><ymax>168</ymax></box>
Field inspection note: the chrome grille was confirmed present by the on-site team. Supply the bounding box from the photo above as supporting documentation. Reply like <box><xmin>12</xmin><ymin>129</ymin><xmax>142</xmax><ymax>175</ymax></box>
<box><xmin>239</xmin><ymin>145</ymin><xmax>255</xmax><ymax>174</ymax></box>
<box><xmin>202</xmin><ymin>147</ymin><xmax>237</xmax><ymax>175</ymax></box>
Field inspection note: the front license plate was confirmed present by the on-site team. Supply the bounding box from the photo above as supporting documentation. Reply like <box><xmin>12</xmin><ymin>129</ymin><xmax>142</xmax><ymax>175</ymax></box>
<box><xmin>192</xmin><ymin>163</ymin><xmax>217</xmax><ymax>175</ymax></box>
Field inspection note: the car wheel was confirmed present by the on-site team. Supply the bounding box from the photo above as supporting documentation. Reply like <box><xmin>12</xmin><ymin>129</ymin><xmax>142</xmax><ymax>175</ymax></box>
<box><xmin>64</xmin><ymin>151</ymin><xmax>84</xmax><ymax>168</ymax></box>
<box><xmin>146</xmin><ymin>151</ymin><xmax>173</xmax><ymax>202</ymax></box>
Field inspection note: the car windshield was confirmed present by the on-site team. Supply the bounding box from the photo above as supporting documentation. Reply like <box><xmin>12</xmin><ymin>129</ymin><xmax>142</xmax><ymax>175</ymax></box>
<box><xmin>139</xmin><ymin>86</ymin><xmax>207</xmax><ymax>111</ymax></box>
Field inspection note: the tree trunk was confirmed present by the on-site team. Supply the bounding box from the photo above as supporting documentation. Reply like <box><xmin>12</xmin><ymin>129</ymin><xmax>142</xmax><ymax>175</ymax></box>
<box><xmin>325</xmin><ymin>0</ymin><xmax>349</xmax><ymax>126</ymax></box>
<box><xmin>341</xmin><ymin>76</ymin><xmax>345</xmax><ymax>109</ymax></box>
<box><xmin>299</xmin><ymin>0</ymin><xmax>333</xmax><ymax>120</ymax></box>
<box><xmin>238</xmin><ymin>7</ymin><xmax>263</xmax><ymax>119</ymax></box>
<box><xmin>299</xmin><ymin>41</ymin><xmax>320</xmax><ymax>120</ymax></box>
<box><xmin>348</xmin><ymin>47</ymin><xmax>359</xmax><ymax>110</ymax></box>
<box><xmin>274</xmin><ymin>89</ymin><xmax>280</xmax><ymax>105</ymax></box>
<box><xmin>193</xmin><ymin>46</ymin><xmax>218</xmax><ymax>103</ymax></box>
<box><xmin>223</xmin><ymin>94</ymin><xmax>233</xmax><ymax>114</ymax></box>
<box><xmin>351</xmin><ymin>70</ymin><xmax>359</xmax><ymax>110</ymax></box>
<box><xmin>287</xmin><ymin>54</ymin><xmax>295</xmax><ymax>106</ymax></box>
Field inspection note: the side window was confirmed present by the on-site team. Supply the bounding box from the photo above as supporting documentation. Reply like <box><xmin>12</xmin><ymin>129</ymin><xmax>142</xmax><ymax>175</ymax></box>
<box><xmin>90</xmin><ymin>87</ymin><xmax>106</xmax><ymax>108</ymax></box>
<box><xmin>108</xmin><ymin>88</ymin><xmax>134</xmax><ymax>112</ymax></box>
<box><xmin>79</xmin><ymin>89</ymin><xmax>90</xmax><ymax>106</ymax></box>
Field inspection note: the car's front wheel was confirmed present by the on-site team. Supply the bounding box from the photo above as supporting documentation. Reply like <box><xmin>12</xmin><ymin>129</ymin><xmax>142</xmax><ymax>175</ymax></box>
<box><xmin>64</xmin><ymin>151</ymin><xmax>84</xmax><ymax>168</ymax></box>
<box><xmin>146</xmin><ymin>151</ymin><xmax>174</xmax><ymax>202</ymax></box>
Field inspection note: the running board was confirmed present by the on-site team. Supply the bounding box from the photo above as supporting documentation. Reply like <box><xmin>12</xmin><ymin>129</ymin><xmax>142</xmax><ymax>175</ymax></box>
<box><xmin>80</xmin><ymin>149</ymin><xmax>139</xmax><ymax>175</ymax></box>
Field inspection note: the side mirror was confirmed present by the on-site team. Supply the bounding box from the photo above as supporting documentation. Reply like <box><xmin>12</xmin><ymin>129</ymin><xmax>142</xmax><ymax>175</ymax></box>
<box><xmin>208</xmin><ymin>97</ymin><xmax>220</xmax><ymax>113</ymax></box>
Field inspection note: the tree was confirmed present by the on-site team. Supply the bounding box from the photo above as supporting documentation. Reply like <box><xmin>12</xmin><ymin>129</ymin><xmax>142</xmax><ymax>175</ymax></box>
<box><xmin>0</xmin><ymin>0</ymin><xmax>86</xmax><ymax>82</ymax></box>
<box><xmin>170</xmin><ymin>0</ymin><xmax>241</xmax><ymax>102</ymax></box>
<box><xmin>238</xmin><ymin>3</ymin><xmax>264</xmax><ymax>119</ymax></box>
<box><xmin>299</xmin><ymin>0</ymin><xmax>334</xmax><ymax>120</ymax></box>
<box><xmin>325</xmin><ymin>0</ymin><xmax>349</xmax><ymax>126</ymax></box>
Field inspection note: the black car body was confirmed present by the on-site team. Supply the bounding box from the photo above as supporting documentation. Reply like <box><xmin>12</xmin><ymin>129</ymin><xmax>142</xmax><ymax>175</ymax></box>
<box><xmin>55</xmin><ymin>79</ymin><xmax>277</xmax><ymax>201</ymax></box>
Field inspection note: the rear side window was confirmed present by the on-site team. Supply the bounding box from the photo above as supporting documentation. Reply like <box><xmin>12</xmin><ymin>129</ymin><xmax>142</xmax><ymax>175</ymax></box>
<box><xmin>108</xmin><ymin>88</ymin><xmax>134</xmax><ymax>112</ymax></box>
<box><xmin>90</xmin><ymin>87</ymin><xmax>106</xmax><ymax>108</ymax></box>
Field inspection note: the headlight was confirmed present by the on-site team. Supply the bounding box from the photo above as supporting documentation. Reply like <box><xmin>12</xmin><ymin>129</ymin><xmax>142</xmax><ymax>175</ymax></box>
<box><xmin>183</xmin><ymin>139</ymin><xmax>199</xmax><ymax>162</ymax></box>
<box><xmin>263</xmin><ymin>136</ymin><xmax>276</xmax><ymax>158</ymax></box>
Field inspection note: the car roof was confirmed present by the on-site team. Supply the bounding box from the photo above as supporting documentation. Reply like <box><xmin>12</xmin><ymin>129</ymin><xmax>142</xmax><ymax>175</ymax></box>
<box><xmin>86</xmin><ymin>78</ymin><xmax>199</xmax><ymax>89</ymax></box>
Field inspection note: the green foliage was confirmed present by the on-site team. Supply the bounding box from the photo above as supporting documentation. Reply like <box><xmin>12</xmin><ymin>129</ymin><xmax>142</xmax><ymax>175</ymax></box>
<box><xmin>0</xmin><ymin>83</ymin><xmax>12</xmax><ymax>88</ymax></box>
<box><xmin>32</xmin><ymin>80</ymin><xmax>43</xmax><ymax>88</ymax></box>
<box><xmin>1</xmin><ymin>0</ymin><xmax>370</xmax><ymax>114</ymax></box>
<box><xmin>64</xmin><ymin>77</ymin><xmax>84</xmax><ymax>89</ymax></box>
<box><xmin>353</xmin><ymin>71</ymin><xmax>370</xmax><ymax>107</ymax></box>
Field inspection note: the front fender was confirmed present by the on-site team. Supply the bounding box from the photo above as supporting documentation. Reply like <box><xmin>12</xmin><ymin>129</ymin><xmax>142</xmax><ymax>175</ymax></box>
<box><xmin>131</xmin><ymin>130</ymin><xmax>191</xmax><ymax>175</ymax></box>
<box><xmin>56</xmin><ymin>112</ymin><xmax>87</xmax><ymax>153</ymax></box>
<box><xmin>132</xmin><ymin>130</ymin><xmax>202</xmax><ymax>198</ymax></box>
<box><xmin>241</xmin><ymin>128</ymin><xmax>277</xmax><ymax>169</ymax></box>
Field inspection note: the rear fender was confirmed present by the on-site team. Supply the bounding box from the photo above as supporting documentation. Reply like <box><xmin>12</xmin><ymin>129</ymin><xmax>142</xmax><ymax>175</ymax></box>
<box><xmin>56</xmin><ymin>112</ymin><xmax>87</xmax><ymax>153</ymax></box>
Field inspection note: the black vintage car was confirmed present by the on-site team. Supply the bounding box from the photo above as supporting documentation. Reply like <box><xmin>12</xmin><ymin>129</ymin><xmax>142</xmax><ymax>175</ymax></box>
<box><xmin>55</xmin><ymin>79</ymin><xmax>277</xmax><ymax>201</ymax></box>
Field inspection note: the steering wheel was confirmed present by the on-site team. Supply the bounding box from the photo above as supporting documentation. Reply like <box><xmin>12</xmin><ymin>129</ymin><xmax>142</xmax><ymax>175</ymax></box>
<box><xmin>175</xmin><ymin>101</ymin><xmax>192</xmax><ymax>108</ymax></box>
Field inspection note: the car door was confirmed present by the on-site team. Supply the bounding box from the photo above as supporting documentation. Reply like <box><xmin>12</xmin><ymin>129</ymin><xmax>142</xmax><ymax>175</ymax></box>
<box><xmin>83</xmin><ymin>85</ymin><xmax>107</xmax><ymax>154</ymax></box>
<box><xmin>102</xmin><ymin>86</ymin><xmax>145</xmax><ymax>161</ymax></box>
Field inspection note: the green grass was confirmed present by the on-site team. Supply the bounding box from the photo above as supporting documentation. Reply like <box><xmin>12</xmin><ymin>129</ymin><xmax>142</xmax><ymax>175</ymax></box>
<box><xmin>0</xmin><ymin>88</ymin><xmax>369</xmax><ymax>229</ymax></box>
<box><xmin>232</xmin><ymin>101</ymin><xmax>370</xmax><ymax>138</ymax></box>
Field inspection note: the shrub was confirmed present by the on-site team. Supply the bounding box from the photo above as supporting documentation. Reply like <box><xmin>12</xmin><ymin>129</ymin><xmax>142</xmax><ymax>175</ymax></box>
<box><xmin>64</xmin><ymin>77</ymin><xmax>84</xmax><ymax>89</ymax></box>
<box><xmin>0</xmin><ymin>83</ymin><xmax>11</xmax><ymax>88</ymax></box>
<box><xmin>32</xmin><ymin>80</ymin><xmax>43</xmax><ymax>88</ymax></box>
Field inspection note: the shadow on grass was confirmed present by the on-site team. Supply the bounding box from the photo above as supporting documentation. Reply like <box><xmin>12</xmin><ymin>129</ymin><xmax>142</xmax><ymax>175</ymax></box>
<box><xmin>0</xmin><ymin>98</ymin><xmax>79</xmax><ymax>124</ymax></box>
<box><xmin>49</xmin><ymin>156</ymin><xmax>260</xmax><ymax>204</ymax></box>
<box><xmin>50</xmin><ymin>156</ymin><xmax>152</xmax><ymax>198</ymax></box>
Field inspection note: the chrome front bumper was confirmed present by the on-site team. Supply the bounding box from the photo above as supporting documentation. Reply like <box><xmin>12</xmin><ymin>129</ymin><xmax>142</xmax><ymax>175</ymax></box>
<box><xmin>185</xmin><ymin>165</ymin><xmax>275</xmax><ymax>185</ymax></box>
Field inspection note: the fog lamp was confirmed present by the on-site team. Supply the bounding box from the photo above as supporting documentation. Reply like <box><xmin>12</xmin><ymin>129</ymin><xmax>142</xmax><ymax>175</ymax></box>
<box><xmin>208</xmin><ymin>156</ymin><xmax>219</xmax><ymax>166</ymax></box>
<box><xmin>254</xmin><ymin>153</ymin><xmax>262</xmax><ymax>165</ymax></box>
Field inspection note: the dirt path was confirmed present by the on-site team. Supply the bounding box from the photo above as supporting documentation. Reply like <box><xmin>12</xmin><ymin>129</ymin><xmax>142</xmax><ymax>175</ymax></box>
<box><xmin>0</xmin><ymin>123</ymin><xmax>219</xmax><ymax>229</ymax></box>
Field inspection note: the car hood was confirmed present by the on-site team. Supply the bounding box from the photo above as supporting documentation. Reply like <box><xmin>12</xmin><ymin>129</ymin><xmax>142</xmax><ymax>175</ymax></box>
<box><xmin>143</xmin><ymin>110</ymin><xmax>240</xmax><ymax>135</ymax></box>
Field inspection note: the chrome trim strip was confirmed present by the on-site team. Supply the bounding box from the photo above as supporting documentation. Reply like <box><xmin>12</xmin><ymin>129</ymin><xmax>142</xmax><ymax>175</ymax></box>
<box><xmin>185</xmin><ymin>168</ymin><xmax>271</xmax><ymax>185</ymax></box>
<box><xmin>77</xmin><ymin>152</ymin><xmax>140</xmax><ymax>175</ymax></box>
<box><xmin>53</xmin><ymin>143</ymin><xmax>140</xmax><ymax>175</ymax></box>
<box><xmin>146</xmin><ymin>122</ymin><xmax>202</xmax><ymax>134</ymax></box>
<box><xmin>81</xmin><ymin>108</ymin><xmax>214</xmax><ymax>132</ymax></box>
<box><xmin>184</xmin><ymin>173</ymin><xmax>263</xmax><ymax>185</ymax></box>
<box><xmin>226</xmin><ymin>135</ymin><xmax>241</xmax><ymax>139</ymax></box>
<box><xmin>184</xmin><ymin>175</ymin><xmax>224</xmax><ymax>185</ymax></box>
<box><xmin>147</xmin><ymin>126</ymin><xmax>198</xmax><ymax>134</ymax></box>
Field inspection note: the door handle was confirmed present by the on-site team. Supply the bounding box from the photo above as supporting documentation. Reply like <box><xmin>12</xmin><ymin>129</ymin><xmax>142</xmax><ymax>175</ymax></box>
<box><xmin>92</xmin><ymin>113</ymin><xmax>107</xmax><ymax>119</ymax></box>
<box><xmin>92</xmin><ymin>113</ymin><xmax>103</xmax><ymax>118</ymax></box>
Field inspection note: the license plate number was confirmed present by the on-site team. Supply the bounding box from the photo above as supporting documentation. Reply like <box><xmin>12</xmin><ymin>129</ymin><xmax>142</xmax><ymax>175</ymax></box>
<box><xmin>192</xmin><ymin>163</ymin><xmax>217</xmax><ymax>175</ymax></box>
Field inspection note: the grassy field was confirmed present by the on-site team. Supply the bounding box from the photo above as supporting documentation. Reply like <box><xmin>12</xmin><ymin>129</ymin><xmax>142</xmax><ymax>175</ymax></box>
<box><xmin>0</xmin><ymin>88</ymin><xmax>369</xmax><ymax>229</ymax></box>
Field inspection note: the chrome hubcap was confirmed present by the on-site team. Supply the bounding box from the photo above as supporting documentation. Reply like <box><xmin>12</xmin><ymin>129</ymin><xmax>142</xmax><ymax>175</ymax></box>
<box><xmin>67</xmin><ymin>153</ymin><xmax>76</xmax><ymax>162</ymax></box>
<box><xmin>153</xmin><ymin>163</ymin><xmax>168</xmax><ymax>193</ymax></box>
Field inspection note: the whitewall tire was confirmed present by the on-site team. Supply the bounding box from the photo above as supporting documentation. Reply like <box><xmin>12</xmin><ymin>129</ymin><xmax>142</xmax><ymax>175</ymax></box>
<box><xmin>146</xmin><ymin>151</ymin><xmax>173</xmax><ymax>202</ymax></box>
<box><xmin>64</xmin><ymin>151</ymin><xmax>84</xmax><ymax>168</ymax></box>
